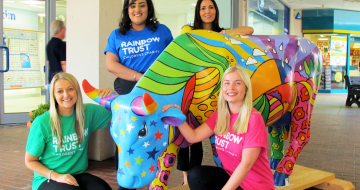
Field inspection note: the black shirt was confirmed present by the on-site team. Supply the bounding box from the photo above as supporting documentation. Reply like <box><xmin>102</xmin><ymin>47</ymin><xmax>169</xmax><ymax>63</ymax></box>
<box><xmin>46</xmin><ymin>37</ymin><xmax>66</xmax><ymax>83</ymax></box>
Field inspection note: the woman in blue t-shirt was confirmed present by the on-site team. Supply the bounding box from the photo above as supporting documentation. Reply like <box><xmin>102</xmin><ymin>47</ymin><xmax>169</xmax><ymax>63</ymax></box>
<box><xmin>104</xmin><ymin>0</ymin><xmax>173</xmax><ymax>95</ymax></box>
<box><xmin>104</xmin><ymin>0</ymin><xmax>173</xmax><ymax>189</ymax></box>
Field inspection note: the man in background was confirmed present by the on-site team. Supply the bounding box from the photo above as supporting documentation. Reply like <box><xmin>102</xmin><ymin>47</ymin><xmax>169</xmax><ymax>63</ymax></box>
<box><xmin>46</xmin><ymin>20</ymin><xmax>66</xmax><ymax>83</ymax></box>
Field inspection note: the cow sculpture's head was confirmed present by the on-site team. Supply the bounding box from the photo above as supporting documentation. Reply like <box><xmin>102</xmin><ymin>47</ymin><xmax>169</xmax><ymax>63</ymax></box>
<box><xmin>82</xmin><ymin>80</ymin><xmax>186</xmax><ymax>188</ymax></box>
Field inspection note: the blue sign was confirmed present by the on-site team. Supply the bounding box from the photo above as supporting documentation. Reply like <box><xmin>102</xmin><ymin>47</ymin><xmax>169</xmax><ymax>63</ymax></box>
<box><xmin>296</xmin><ymin>12</ymin><xmax>302</xmax><ymax>20</ymax></box>
<box><xmin>351</xmin><ymin>37</ymin><xmax>360</xmax><ymax>42</ymax></box>
<box><xmin>20</xmin><ymin>53</ymin><xmax>31</xmax><ymax>68</ymax></box>
<box><xmin>284</xmin><ymin>6</ymin><xmax>290</xmax><ymax>34</ymax></box>
<box><xmin>249</xmin><ymin>0</ymin><xmax>279</xmax><ymax>22</ymax></box>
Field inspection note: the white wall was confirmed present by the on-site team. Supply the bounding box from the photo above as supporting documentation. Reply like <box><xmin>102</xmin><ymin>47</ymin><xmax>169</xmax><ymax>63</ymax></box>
<box><xmin>215</xmin><ymin>0</ymin><xmax>231</xmax><ymax>29</ymax></box>
<box><xmin>158</xmin><ymin>14</ymin><xmax>177</xmax><ymax>38</ymax></box>
<box><xmin>67</xmin><ymin>0</ymin><xmax>121</xmax><ymax>161</ymax></box>
<box><xmin>157</xmin><ymin>13</ymin><xmax>187</xmax><ymax>38</ymax></box>
<box><xmin>67</xmin><ymin>0</ymin><xmax>120</xmax><ymax>103</ymax></box>
<box><xmin>290</xmin><ymin>9</ymin><xmax>303</xmax><ymax>37</ymax></box>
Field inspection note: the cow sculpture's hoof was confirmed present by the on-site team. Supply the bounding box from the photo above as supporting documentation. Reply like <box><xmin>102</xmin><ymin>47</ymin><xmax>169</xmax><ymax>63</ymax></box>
<box><xmin>273</xmin><ymin>172</ymin><xmax>290</xmax><ymax>187</ymax></box>
<box><xmin>270</xmin><ymin>158</ymin><xmax>281</xmax><ymax>170</ymax></box>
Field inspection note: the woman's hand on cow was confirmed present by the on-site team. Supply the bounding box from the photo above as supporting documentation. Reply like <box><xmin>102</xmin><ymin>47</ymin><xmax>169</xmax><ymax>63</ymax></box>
<box><xmin>162</xmin><ymin>104</ymin><xmax>180</xmax><ymax>112</ymax></box>
<box><xmin>98</xmin><ymin>87</ymin><xmax>116</xmax><ymax>98</ymax></box>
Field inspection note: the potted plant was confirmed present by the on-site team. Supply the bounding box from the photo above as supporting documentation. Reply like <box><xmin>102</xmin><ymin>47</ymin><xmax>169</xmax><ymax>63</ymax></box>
<box><xmin>27</xmin><ymin>101</ymin><xmax>50</xmax><ymax>128</ymax></box>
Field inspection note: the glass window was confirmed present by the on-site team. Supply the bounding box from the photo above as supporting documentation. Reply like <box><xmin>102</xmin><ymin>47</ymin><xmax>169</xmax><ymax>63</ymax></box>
<box><xmin>3</xmin><ymin>1</ymin><xmax>46</xmax><ymax>113</ymax></box>
<box><xmin>248</xmin><ymin>0</ymin><xmax>285</xmax><ymax>35</ymax></box>
<box><xmin>304</xmin><ymin>34</ymin><xmax>347</xmax><ymax>90</ymax></box>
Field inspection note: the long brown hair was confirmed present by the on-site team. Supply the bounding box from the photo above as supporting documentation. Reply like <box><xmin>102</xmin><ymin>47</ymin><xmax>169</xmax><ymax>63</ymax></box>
<box><xmin>119</xmin><ymin>0</ymin><xmax>159</xmax><ymax>35</ymax></box>
<box><xmin>193</xmin><ymin>0</ymin><xmax>224</xmax><ymax>32</ymax></box>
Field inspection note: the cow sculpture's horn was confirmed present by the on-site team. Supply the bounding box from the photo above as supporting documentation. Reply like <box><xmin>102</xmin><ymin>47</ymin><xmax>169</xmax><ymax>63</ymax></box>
<box><xmin>131</xmin><ymin>92</ymin><xmax>158</xmax><ymax>115</ymax></box>
<box><xmin>143</xmin><ymin>92</ymin><xmax>158</xmax><ymax>115</ymax></box>
<box><xmin>82</xmin><ymin>79</ymin><xmax>118</xmax><ymax>110</ymax></box>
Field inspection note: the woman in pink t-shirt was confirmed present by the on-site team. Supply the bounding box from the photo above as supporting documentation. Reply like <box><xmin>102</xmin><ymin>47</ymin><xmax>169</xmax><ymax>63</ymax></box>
<box><xmin>163</xmin><ymin>65</ymin><xmax>274</xmax><ymax>190</ymax></box>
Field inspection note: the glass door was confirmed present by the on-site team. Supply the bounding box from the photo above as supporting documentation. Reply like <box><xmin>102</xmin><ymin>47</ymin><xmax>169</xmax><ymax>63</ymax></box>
<box><xmin>1</xmin><ymin>0</ymin><xmax>46</xmax><ymax>124</ymax></box>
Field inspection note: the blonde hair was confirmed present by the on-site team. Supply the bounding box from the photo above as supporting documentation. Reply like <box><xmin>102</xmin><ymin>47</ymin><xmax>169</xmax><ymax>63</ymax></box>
<box><xmin>214</xmin><ymin>65</ymin><xmax>253</xmax><ymax>135</ymax></box>
<box><xmin>50</xmin><ymin>20</ymin><xmax>65</xmax><ymax>37</ymax></box>
<box><xmin>49</xmin><ymin>72</ymin><xmax>85</xmax><ymax>148</ymax></box>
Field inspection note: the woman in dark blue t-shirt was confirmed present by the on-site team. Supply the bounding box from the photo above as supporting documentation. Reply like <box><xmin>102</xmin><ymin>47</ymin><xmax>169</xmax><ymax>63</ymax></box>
<box><xmin>104</xmin><ymin>1</ymin><xmax>173</xmax><ymax>189</ymax></box>
<box><xmin>104</xmin><ymin>0</ymin><xmax>173</xmax><ymax>95</ymax></box>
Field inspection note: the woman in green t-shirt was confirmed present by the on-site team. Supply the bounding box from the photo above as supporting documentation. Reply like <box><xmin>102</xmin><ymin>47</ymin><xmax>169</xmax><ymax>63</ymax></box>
<box><xmin>25</xmin><ymin>72</ymin><xmax>115</xmax><ymax>190</ymax></box>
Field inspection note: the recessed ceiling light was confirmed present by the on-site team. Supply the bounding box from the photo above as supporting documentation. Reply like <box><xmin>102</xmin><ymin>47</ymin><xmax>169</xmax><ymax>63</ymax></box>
<box><xmin>38</xmin><ymin>13</ymin><xmax>45</xmax><ymax>16</ymax></box>
<box><xmin>29</xmin><ymin>4</ymin><xmax>45</xmax><ymax>8</ymax></box>
<box><xmin>20</xmin><ymin>1</ymin><xmax>44</xmax><ymax>5</ymax></box>
<box><xmin>318</xmin><ymin>38</ymin><xmax>328</xmax><ymax>41</ymax></box>
<box><xmin>191</xmin><ymin>4</ymin><xmax>196</xmax><ymax>6</ymax></box>
<box><xmin>320</xmin><ymin>35</ymin><xmax>324</xmax><ymax>37</ymax></box>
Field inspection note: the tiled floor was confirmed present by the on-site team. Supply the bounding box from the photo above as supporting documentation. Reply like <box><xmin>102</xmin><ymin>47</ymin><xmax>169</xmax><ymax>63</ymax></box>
<box><xmin>0</xmin><ymin>93</ymin><xmax>359</xmax><ymax>190</ymax></box>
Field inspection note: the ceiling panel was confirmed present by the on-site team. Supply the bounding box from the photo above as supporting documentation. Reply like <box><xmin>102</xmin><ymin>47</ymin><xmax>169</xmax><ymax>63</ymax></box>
<box><xmin>285</xmin><ymin>0</ymin><xmax>360</xmax><ymax>11</ymax></box>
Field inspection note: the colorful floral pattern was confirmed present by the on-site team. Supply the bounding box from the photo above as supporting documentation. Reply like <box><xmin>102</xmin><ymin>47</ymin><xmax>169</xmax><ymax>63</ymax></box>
<box><xmin>279</xmin><ymin>134</ymin><xmax>285</xmax><ymax>143</ymax></box>
<box><xmin>276</xmin><ymin>167</ymin><xmax>284</xmax><ymax>173</ymax></box>
<box><xmin>285</xmin><ymin>146</ymin><xmax>294</xmax><ymax>157</ymax></box>
<box><xmin>293</xmin><ymin>107</ymin><xmax>305</xmax><ymax>121</ymax></box>
<box><xmin>301</xmin><ymin>119</ymin><xmax>309</xmax><ymax>130</ymax></box>
<box><xmin>290</xmin><ymin>121</ymin><xmax>298</xmax><ymax>132</ymax></box>
<box><xmin>272</xmin><ymin>142</ymin><xmax>280</xmax><ymax>151</ymax></box>
<box><xmin>300</xmin><ymin>87</ymin><xmax>310</xmax><ymax>101</ymax></box>
<box><xmin>307</xmin><ymin>128</ymin><xmax>311</xmax><ymax>138</ymax></box>
<box><xmin>284</xmin><ymin>160</ymin><xmax>294</xmax><ymax>172</ymax></box>
<box><xmin>296</xmin><ymin>132</ymin><xmax>307</xmax><ymax>146</ymax></box>
<box><xmin>294</xmin><ymin>147</ymin><xmax>301</xmax><ymax>160</ymax></box>
<box><xmin>271</xmin><ymin>128</ymin><xmax>278</xmax><ymax>138</ymax></box>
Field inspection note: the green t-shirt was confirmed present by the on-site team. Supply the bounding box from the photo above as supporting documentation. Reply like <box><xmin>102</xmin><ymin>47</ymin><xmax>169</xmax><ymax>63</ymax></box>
<box><xmin>26</xmin><ymin>103</ymin><xmax>111</xmax><ymax>190</ymax></box>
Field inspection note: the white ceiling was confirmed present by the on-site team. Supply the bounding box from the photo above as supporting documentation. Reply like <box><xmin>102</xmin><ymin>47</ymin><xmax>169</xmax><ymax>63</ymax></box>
<box><xmin>284</xmin><ymin>0</ymin><xmax>360</xmax><ymax>11</ymax></box>
<box><xmin>3</xmin><ymin>0</ymin><xmax>66</xmax><ymax>14</ymax></box>
<box><xmin>3</xmin><ymin>0</ymin><xmax>360</xmax><ymax>16</ymax></box>
<box><xmin>153</xmin><ymin>0</ymin><xmax>196</xmax><ymax>15</ymax></box>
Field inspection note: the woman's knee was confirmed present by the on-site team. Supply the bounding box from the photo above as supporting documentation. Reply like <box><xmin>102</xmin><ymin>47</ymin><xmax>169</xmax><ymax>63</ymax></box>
<box><xmin>187</xmin><ymin>165</ymin><xmax>203</xmax><ymax>182</ymax></box>
<box><xmin>75</xmin><ymin>173</ymin><xmax>111</xmax><ymax>190</ymax></box>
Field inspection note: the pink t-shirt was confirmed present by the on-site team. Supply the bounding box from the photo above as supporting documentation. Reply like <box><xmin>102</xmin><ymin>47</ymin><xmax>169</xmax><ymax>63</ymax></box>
<box><xmin>206</xmin><ymin>108</ymin><xmax>275</xmax><ymax>190</ymax></box>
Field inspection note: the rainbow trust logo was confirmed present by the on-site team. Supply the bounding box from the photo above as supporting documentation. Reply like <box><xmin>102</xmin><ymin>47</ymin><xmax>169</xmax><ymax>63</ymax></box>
<box><xmin>258</xmin><ymin>0</ymin><xmax>264</xmax><ymax>13</ymax></box>
<box><xmin>3</xmin><ymin>10</ymin><xmax>16</xmax><ymax>21</ymax></box>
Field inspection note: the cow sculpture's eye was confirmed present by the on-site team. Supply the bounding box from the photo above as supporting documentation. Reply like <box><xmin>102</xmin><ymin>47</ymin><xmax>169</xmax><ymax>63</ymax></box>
<box><xmin>138</xmin><ymin>122</ymin><xmax>148</xmax><ymax>139</ymax></box>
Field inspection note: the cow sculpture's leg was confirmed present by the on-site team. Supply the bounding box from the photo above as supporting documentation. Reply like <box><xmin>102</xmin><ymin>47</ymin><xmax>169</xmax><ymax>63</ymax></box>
<box><xmin>148</xmin><ymin>143</ymin><xmax>180</xmax><ymax>190</ymax></box>
<box><xmin>268</xmin><ymin>126</ymin><xmax>285</xmax><ymax>170</ymax></box>
<box><xmin>273</xmin><ymin>83</ymin><xmax>313</xmax><ymax>186</ymax></box>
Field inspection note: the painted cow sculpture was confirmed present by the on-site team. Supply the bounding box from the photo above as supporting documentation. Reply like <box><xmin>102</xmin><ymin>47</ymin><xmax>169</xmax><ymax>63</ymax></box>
<box><xmin>83</xmin><ymin>31</ymin><xmax>321</xmax><ymax>189</ymax></box>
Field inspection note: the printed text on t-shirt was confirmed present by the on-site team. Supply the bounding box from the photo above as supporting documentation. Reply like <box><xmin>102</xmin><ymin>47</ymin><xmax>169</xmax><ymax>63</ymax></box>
<box><xmin>121</xmin><ymin>37</ymin><xmax>160</xmax><ymax>56</ymax></box>
<box><xmin>215</xmin><ymin>132</ymin><xmax>243</xmax><ymax>149</ymax></box>
<box><xmin>51</xmin><ymin>128</ymin><xmax>88</xmax><ymax>156</ymax></box>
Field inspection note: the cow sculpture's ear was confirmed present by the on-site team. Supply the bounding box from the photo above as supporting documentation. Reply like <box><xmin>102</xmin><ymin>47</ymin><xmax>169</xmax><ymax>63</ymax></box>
<box><xmin>160</xmin><ymin>108</ymin><xmax>186</xmax><ymax>127</ymax></box>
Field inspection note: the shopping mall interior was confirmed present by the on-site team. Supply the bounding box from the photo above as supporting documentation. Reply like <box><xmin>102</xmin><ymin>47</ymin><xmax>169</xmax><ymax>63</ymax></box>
<box><xmin>1</xmin><ymin>0</ymin><xmax>360</xmax><ymax>190</ymax></box>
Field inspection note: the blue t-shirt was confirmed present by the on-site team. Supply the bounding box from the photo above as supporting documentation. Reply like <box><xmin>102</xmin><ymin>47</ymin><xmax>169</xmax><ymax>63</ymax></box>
<box><xmin>104</xmin><ymin>24</ymin><xmax>173</xmax><ymax>72</ymax></box>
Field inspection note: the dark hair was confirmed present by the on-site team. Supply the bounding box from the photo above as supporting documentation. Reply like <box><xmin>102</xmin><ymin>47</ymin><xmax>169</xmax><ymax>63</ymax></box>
<box><xmin>193</xmin><ymin>0</ymin><xmax>224</xmax><ymax>32</ymax></box>
<box><xmin>119</xmin><ymin>0</ymin><xmax>159</xmax><ymax>35</ymax></box>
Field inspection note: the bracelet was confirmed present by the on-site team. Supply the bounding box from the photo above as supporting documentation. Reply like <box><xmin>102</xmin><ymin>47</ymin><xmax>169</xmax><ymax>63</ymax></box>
<box><xmin>47</xmin><ymin>170</ymin><xmax>53</xmax><ymax>183</ymax></box>
<box><xmin>134</xmin><ymin>72</ymin><xmax>138</xmax><ymax>81</ymax></box>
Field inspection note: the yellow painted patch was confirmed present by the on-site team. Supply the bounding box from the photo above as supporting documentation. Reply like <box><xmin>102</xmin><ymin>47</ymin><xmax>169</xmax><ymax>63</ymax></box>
<box><xmin>251</xmin><ymin>60</ymin><xmax>282</xmax><ymax>101</ymax></box>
